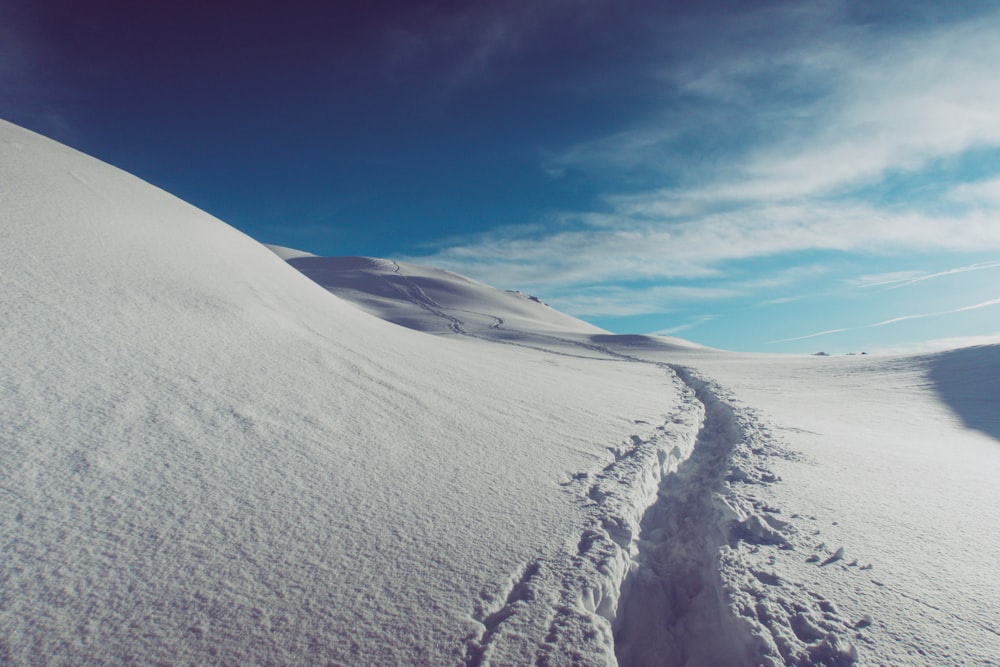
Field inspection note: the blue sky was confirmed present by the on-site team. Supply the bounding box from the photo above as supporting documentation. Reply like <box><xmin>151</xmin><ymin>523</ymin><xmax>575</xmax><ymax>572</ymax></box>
<box><xmin>4</xmin><ymin>0</ymin><xmax>1000</xmax><ymax>353</ymax></box>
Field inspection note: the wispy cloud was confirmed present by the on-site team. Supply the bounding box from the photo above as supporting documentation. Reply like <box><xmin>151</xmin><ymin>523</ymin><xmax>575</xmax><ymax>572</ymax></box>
<box><xmin>759</xmin><ymin>296</ymin><xmax>803</xmax><ymax>306</ymax></box>
<box><xmin>886</xmin><ymin>262</ymin><xmax>1000</xmax><ymax>289</ymax></box>
<box><xmin>948</xmin><ymin>176</ymin><xmax>1000</xmax><ymax>207</ymax></box>
<box><xmin>546</xmin><ymin>284</ymin><xmax>735</xmax><ymax>318</ymax></box>
<box><xmin>379</xmin><ymin>0</ymin><xmax>608</xmax><ymax>89</ymax></box>
<box><xmin>410</xmin><ymin>201</ymin><xmax>1000</xmax><ymax>293</ymax></box>
<box><xmin>770</xmin><ymin>328</ymin><xmax>851</xmax><ymax>344</ymax></box>
<box><xmin>851</xmin><ymin>271</ymin><xmax>929</xmax><ymax>288</ymax></box>
<box><xmin>771</xmin><ymin>298</ymin><xmax>1000</xmax><ymax>344</ymax></box>
<box><xmin>699</xmin><ymin>26</ymin><xmax>1000</xmax><ymax>203</ymax></box>
<box><xmin>851</xmin><ymin>262</ymin><xmax>1000</xmax><ymax>289</ymax></box>
<box><xmin>654</xmin><ymin>315</ymin><xmax>719</xmax><ymax>336</ymax></box>
<box><xmin>401</xmin><ymin>3</ymin><xmax>1000</xmax><ymax>352</ymax></box>
<box><xmin>413</xmin><ymin>6</ymin><xmax>1000</xmax><ymax>295</ymax></box>
<box><xmin>555</xmin><ymin>5</ymin><xmax>1000</xmax><ymax>203</ymax></box>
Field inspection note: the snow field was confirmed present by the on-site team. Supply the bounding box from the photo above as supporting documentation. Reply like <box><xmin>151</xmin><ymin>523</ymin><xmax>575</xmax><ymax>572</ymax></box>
<box><xmin>0</xmin><ymin>120</ymin><xmax>673</xmax><ymax>665</ymax></box>
<box><xmin>4</xmin><ymin>117</ymin><xmax>998</xmax><ymax>666</ymax></box>
<box><xmin>640</xmin><ymin>348</ymin><xmax>1000</xmax><ymax>666</ymax></box>
<box><xmin>311</xmin><ymin>261</ymin><xmax>879</xmax><ymax>664</ymax></box>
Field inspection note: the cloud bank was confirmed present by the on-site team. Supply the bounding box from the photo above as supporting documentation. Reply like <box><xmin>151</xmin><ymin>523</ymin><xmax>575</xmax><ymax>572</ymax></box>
<box><xmin>409</xmin><ymin>4</ymin><xmax>1000</xmax><ymax>308</ymax></box>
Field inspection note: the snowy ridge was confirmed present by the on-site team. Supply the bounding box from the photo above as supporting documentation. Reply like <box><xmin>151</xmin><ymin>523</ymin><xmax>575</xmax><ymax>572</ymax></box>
<box><xmin>279</xmin><ymin>253</ymin><xmax>604</xmax><ymax>338</ymax></box>
<box><xmin>264</xmin><ymin>244</ymin><xmax>318</xmax><ymax>260</ymax></box>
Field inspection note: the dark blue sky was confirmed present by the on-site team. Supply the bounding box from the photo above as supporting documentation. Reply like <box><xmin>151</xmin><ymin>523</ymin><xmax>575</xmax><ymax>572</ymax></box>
<box><xmin>4</xmin><ymin>0</ymin><xmax>1000</xmax><ymax>352</ymax></box>
<box><xmin>5</xmin><ymin>0</ymin><xmax>687</xmax><ymax>252</ymax></box>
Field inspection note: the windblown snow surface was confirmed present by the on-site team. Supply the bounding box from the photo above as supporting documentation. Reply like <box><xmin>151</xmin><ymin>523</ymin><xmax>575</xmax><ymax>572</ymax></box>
<box><xmin>2</xmin><ymin>119</ymin><xmax>998</xmax><ymax>666</ymax></box>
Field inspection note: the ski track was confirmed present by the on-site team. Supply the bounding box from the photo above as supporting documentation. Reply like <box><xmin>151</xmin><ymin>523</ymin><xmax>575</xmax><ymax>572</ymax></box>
<box><xmin>325</xmin><ymin>272</ymin><xmax>868</xmax><ymax>666</ymax></box>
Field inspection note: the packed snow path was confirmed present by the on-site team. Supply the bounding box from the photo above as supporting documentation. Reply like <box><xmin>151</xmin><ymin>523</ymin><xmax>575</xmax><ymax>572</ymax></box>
<box><xmin>613</xmin><ymin>367</ymin><xmax>752</xmax><ymax>667</ymax></box>
<box><xmin>461</xmin><ymin>368</ymin><xmax>707</xmax><ymax>667</ymax></box>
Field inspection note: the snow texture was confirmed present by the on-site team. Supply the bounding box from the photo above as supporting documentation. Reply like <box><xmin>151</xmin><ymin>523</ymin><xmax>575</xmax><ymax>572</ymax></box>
<box><xmin>3</xmin><ymin>118</ymin><xmax>999</xmax><ymax>666</ymax></box>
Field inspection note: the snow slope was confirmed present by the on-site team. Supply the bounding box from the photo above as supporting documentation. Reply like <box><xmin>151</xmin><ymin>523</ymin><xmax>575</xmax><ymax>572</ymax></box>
<box><xmin>0</xmin><ymin>120</ymin><xmax>672</xmax><ymax>665</ymax></box>
<box><xmin>4</xmin><ymin>118</ymin><xmax>999</xmax><ymax>666</ymax></box>
<box><xmin>271</xmin><ymin>246</ymin><xmax>1000</xmax><ymax>665</ymax></box>
<box><xmin>272</xmin><ymin>252</ymin><xmax>605</xmax><ymax>338</ymax></box>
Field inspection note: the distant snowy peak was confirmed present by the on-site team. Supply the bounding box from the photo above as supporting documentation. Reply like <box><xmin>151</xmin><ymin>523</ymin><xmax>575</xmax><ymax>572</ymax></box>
<box><xmin>277</xmin><ymin>252</ymin><xmax>608</xmax><ymax>337</ymax></box>
<box><xmin>264</xmin><ymin>244</ymin><xmax>317</xmax><ymax>260</ymax></box>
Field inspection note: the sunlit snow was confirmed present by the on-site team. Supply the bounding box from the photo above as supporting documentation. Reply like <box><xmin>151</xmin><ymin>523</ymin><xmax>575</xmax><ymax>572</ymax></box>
<box><xmin>2</xmin><ymin>119</ymin><xmax>998</xmax><ymax>666</ymax></box>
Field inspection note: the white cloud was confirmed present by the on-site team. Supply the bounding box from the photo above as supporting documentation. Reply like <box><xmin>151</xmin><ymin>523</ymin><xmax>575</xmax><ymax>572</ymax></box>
<box><xmin>546</xmin><ymin>284</ymin><xmax>735</xmax><ymax>318</ymax></box>
<box><xmin>723</xmin><ymin>27</ymin><xmax>1000</xmax><ymax>201</ymax></box>
<box><xmin>410</xmin><ymin>201</ymin><xmax>1000</xmax><ymax>294</ymax></box>
<box><xmin>410</xmin><ymin>5</ymin><xmax>1000</xmax><ymax>326</ymax></box>
<box><xmin>949</xmin><ymin>176</ymin><xmax>1000</xmax><ymax>207</ymax></box>
<box><xmin>555</xmin><ymin>7</ymin><xmax>1000</xmax><ymax>203</ymax></box>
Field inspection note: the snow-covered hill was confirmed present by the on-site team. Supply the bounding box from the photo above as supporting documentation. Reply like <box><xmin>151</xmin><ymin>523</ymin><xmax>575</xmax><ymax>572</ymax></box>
<box><xmin>2</xmin><ymin>118</ymin><xmax>998</xmax><ymax>666</ymax></box>
<box><xmin>0</xmin><ymin>119</ymin><xmax>670</xmax><ymax>666</ymax></box>
<box><xmin>268</xmin><ymin>250</ymin><xmax>605</xmax><ymax>337</ymax></box>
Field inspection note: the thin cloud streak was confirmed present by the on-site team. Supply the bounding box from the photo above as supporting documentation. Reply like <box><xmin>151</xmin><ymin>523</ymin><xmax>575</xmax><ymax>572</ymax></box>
<box><xmin>759</xmin><ymin>296</ymin><xmax>803</xmax><ymax>306</ymax></box>
<box><xmin>379</xmin><ymin>0</ymin><xmax>610</xmax><ymax>90</ymax></box>
<box><xmin>770</xmin><ymin>298</ymin><xmax>1000</xmax><ymax>344</ymax></box>
<box><xmin>852</xmin><ymin>271</ymin><xmax>929</xmax><ymax>288</ymax></box>
<box><xmin>770</xmin><ymin>328</ymin><xmax>851</xmax><ymax>344</ymax></box>
<box><xmin>546</xmin><ymin>284</ymin><xmax>736</xmax><ymax>318</ymax></box>
<box><xmin>887</xmin><ymin>262</ymin><xmax>1000</xmax><ymax>289</ymax></box>
<box><xmin>850</xmin><ymin>262</ymin><xmax>1000</xmax><ymax>289</ymax></box>
<box><xmin>654</xmin><ymin>315</ymin><xmax>718</xmax><ymax>336</ymax></box>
